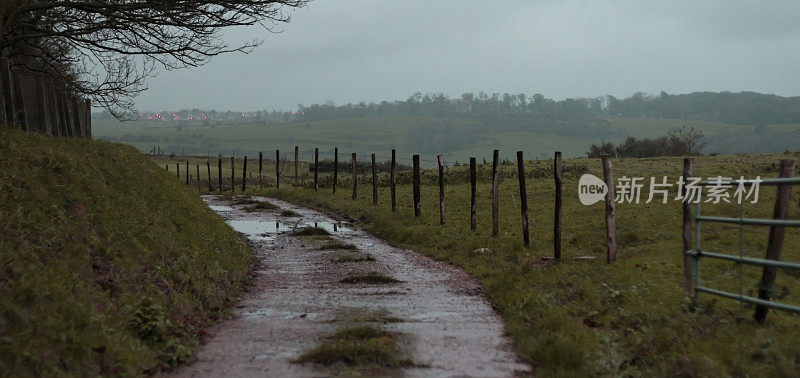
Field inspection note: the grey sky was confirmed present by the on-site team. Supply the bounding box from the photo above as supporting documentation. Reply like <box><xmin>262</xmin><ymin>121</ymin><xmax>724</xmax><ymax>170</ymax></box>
<box><xmin>134</xmin><ymin>0</ymin><xmax>800</xmax><ymax>112</ymax></box>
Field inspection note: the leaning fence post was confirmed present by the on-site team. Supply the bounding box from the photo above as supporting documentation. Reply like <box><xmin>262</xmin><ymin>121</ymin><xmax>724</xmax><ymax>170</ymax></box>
<box><xmin>241</xmin><ymin>156</ymin><xmax>247</xmax><ymax>192</ymax></box>
<box><xmin>517</xmin><ymin>151</ymin><xmax>529</xmax><ymax>246</ymax></box>
<box><xmin>351</xmin><ymin>153</ymin><xmax>358</xmax><ymax>199</ymax></box>
<box><xmin>230</xmin><ymin>156</ymin><xmax>235</xmax><ymax>194</ymax></box>
<box><xmin>470</xmin><ymin>157</ymin><xmax>477</xmax><ymax>230</ymax></box>
<box><xmin>207</xmin><ymin>159</ymin><xmax>213</xmax><ymax>192</ymax></box>
<box><xmin>554</xmin><ymin>151</ymin><xmax>563</xmax><ymax>260</ymax></box>
<box><xmin>276</xmin><ymin>150</ymin><xmax>280</xmax><ymax>189</ymax></box>
<box><xmin>754</xmin><ymin>159</ymin><xmax>795</xmax><ymax>324</ymax></box>
<box><xmin>438</xmin><ymin>155</ymin><xmax>446</xmax><ymax>224</ymax></box>
<box><xmin>391</xmin><ymin>149</ymin><xmax>397</xmax><ymax>211</ymax></box>
<box><xmin>176</xmin><ymin>163</ymin><xmax>180</xmax><ymax>179</ymax></box>
<box><xmin>601</xmin><ymin>155</ymin><xmax>617</xmax><ymax>263</ymax></box>
<box><xmin>313</xmin><ymin>148</ymin><xmax>319</xmax><ymax>191</ymax></box>
<box><xmin>492</xmin><ymin>150</ymin><xmax>499</xmax><ymax>237</ymax></box>
<box><xmin>681</xmin><ymin>158</ymin><xmax>694</xmax><ymax>294</ymax></box>
<box><xmin>413</xmin><ymin>155</ymin><xmax>421</xmax><ymax>217</ymax></box>
<box><xmin>372</xmin><ymin>153</ymin><xmax>378</xmax><ymax>205</ymax></box>
<box><xmin>333</xmin><ymin>147</ymin><xmax>339</xmax><ymax>194</ymax></box>
<box><xmin>258</xmin><ymin>151</ymin><xmax>263</xmax><ymax>188</ymax></box>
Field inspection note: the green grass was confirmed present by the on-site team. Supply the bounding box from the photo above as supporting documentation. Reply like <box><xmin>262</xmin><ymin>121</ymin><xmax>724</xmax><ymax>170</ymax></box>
<box><xmin>95</xmin><ymin>116</ymin><xmax>800</xmax><ymax>167</ymax></box>
<box><xmin>294</xmin><ymin>326</ymin><xmax>412</xmax><ymax>368</ymax></box>
<box><xmin>0</xmin><ymin>128</ymin><xmax>254</xmax><ymax>375</ymax></box>
<box><xmin>331</xmin><ymin>252</ymin><xmax>375</xmax><ymax>264</ymax></box>
<box><xmin>318</xmin><ymin>240</ymin><xmax>358</xmax><ymax>251</ymax></box>
<box><xmin>281</xmin><ymin>209</ymin><xmax>299</xmax><ymax>217</ymax></box>
<box><xmin>245</xmin><ymin>201</ymin><xmax>278</xmax><ymax>212</ymax></box>
<box><xmin>290</xmin><ymin>226</ymin><xmax>331</xmax><ymax>236</ymax></box>
<box><xmin>340</xmin><ymin>272</ymin><xmax>401</xmax><ymax>284</ymax></box>
<box><xmin>249</xmin><ymin>151</ymin><xmax>800</xmax><ymax>376</ymax></box>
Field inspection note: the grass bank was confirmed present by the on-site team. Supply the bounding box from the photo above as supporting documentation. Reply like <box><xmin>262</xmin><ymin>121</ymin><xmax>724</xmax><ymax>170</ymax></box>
<box><xmin>0</xmin><ymin>129</ymin><xmax>254</xmax><ymax>375</ymax></box>
<box><xmin>251</xmin><ymin>152</ymin><xmax>800</xmax><ymax>376</ymax></box>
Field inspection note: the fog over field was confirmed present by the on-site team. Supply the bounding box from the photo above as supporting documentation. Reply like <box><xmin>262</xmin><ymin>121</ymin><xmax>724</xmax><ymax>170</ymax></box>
<box><xmin>134</xmin><ymin>0</ymin><xmax>800</xmax><ymax>112</ymax></box>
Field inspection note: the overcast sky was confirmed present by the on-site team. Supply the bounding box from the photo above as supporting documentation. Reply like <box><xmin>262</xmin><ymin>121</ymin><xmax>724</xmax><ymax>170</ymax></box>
<box><xmin>134</xmin><ymin>0</ymin><xmax>800</xmax><ymax>112</ymax></box>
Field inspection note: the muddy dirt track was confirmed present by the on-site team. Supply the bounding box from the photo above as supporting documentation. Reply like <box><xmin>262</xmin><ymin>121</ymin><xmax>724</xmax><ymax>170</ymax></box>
<box><xmin>174</xmin><ymin>195</ymin><xmax>529</xmax><ymax>377</ymax></box>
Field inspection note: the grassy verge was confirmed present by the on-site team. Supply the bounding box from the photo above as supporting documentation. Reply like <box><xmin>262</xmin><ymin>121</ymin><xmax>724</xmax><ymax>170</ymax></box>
<box><xmin>0</xmin><ymin>129</ymin><xmax>254</xmax><ymax>375</ymax></box>
<box><xmin>251</xmin><ymin>152</ymin><xmax>800</xmax><ymax>375</ymax></box>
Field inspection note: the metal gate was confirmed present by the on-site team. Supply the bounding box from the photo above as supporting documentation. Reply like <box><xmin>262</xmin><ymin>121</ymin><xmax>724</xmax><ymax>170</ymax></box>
<box><xmin>686</xmin><ymin>164</ymin><xmax>800</xmax><ymax>322</ymax></box>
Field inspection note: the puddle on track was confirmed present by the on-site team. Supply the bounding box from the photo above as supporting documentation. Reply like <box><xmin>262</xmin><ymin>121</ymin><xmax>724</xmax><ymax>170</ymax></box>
<box><xmin>221</xmin><ymin>212</ymin><xmax>352</xmax><ymax>242</ymax></box>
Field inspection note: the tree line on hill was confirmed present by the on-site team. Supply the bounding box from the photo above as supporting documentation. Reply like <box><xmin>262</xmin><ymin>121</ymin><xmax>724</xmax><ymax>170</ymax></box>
<box><xmin>294</xmin><ymin>91</ymin><xmax>800</xmax><ymax>127</ymax></box>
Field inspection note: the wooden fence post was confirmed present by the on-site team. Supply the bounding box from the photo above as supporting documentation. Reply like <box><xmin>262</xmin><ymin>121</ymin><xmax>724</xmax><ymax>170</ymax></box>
<box><xmin>413</xmin><ymin>155</ymin><xmax>421</xmax><ymax>217</ymax></box>
<box><xmin>35</xmin><ymin>74</ymin><xmax>49</xmax><ymax>135</ymax></box>
<box><xmin>294</xmin><ymin>146</ymin><xmax>299</xmax><ymax>189</ymax></box>
<box><xmin>84</xmin><ymin>98</ymin><xmax>91</xmax><ymax>139</ymax></box>
<box><xmin>438</xmin><ymin>155</ymin><xmax>446</xmax><ymax>224</ymax></box>
<box><xmin>207</xmin><ymin>159</ymin><xmax>213</xmax><ymax>192</ymax></box>
<box><xmin>11</xmin><ymin>67</ymin><xmax>27</xmax><ymax>130</ymax></box>
<box><xmin>0</xmin><ymin>58</ymin><xmax>13</xmax><ymax>126</ymax></box>
<box><xmin>517</xmin><ymin>151</ymin><xmax>529</xmax><ymax>246</ymax></box>
<box><xmin>218</xmin><ymin>158</ymin><xmax>222</xmax><ymax>192</ymax></box>
<box><xmin>230</xmin><ymin>156</ymin><xmax>235</xmax><ymax>194</ymax></box>
<box><xmin>71</xmin><ymin>97</ymin><xmax>81</xmax><ymax>138</ymax></box>
<box><xmin>372</xmin><ymin>154</ymin><xmax>378</xmax><ymax>205</ymax></box>
<box><xmin>196</xmin><ymin>164</ymin><xmax>201</xmax><ymax>191</ymax></box>
<box><xmin>754</xmin><ymin>159</ymin><xmax>795</xmax><ymax>324</ymax></box>
<box><xmin>391</xmin><ymin>149</ymin><xmax>397</xmax><ymax>211</ymax></box>
<box><xmin>176</xmin><ymin>163</ymin><xmax>180</xmax><ymax>178</ymax></box>
<box><xmin>333</xmin><ymin>147</ymin><xmax>338</xmax><ymax>194</ymax></box>
<box><xmin>601</xmin><ymin>155</ymin><xmax>617</xmax><ymax>263</ymax></box>
<box><xmin>351</xmin><ymin>153</ymin><xmax>357</xmax><ymax>199</ymax></box>
<box><xmin>313</xmin><ymin>148</ymin><xmax>319</xmax><ymax>191</ymax></box>
<box><xmin>681</xmin><ymin>158</ymin><xmax>694</xmax><ymax>294</ymax></box>
<box><xmin>470</xmin><ymin>157</ymin><xmax>477</xmax><ymax>230</ymax></box>
<box><xmin>554</xmin><ymin>151</ymin><xmax>563</xmax><ymax>260</ymax></box>
<box><xmin>258</xmin><ymin>151</ymin><xmax>263</xmax><ymax>188</ymax></box>
<box><xmin>276</xmin><ymin>150</ymin><xmax>280</xmax><ymax>189</ymax></box>
<box><xmin>185</xmin><ymin>160</ymin><xmax>189</xmax><ymax>185</ymax></box>
<box><xmin>241</xmin><ymin>156</ymin><xmax>247</xmax><ymax>192</ymax></box>
<box><xmin>492</xmin><ymin>150</ymin><xmax>499</xmax><ymax>237</ymax></box>
<box><xmin>10</xmin><ymin>67</ymin><xmax>27</xmax><ymax>131</ymax></box>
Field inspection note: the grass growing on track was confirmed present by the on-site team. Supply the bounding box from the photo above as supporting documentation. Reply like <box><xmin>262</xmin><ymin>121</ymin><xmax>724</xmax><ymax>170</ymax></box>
<box><xmin>294</xmin><ymin>326</ymin><xmax>412</xmax><ymax>368</ymax></box>
<box><xmin>0</xmin><ymin>129</ymin><xmax>254</xmax><ymax>375</ymax></box>
<box><xmin>255</xmin><ymin>152</ymin><xmax>800</xmax><ymax>376</ymax></box>
<box><xmin>318</xmin><ymin>240</ymin><xmax>358</xmax><ymax>250</ymax></box>
<box><xmin>291</xmin><ymin>226</ymin><xmax>331</xmax><ymax>236</ymax></box>
<box><xmin>340</xmin><ymin>272</ymin><xmax>401</xmax><ymax>284</ymax></box>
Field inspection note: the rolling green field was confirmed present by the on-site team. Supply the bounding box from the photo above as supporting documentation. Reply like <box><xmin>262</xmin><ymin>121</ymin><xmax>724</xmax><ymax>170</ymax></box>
<box><xmin>188</xmin><ymin>151</ymin><xmax>800</xmax><ymax>376</ymax></box>
<box><xmin>95</xmin><ymin>116</ymin><xmax>800</xmax><ymax>167</ymax></box>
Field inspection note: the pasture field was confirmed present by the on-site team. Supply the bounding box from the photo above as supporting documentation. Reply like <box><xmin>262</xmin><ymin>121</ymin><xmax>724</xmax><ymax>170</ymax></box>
<box><xmin>188</xmin><ymin>151</ymin><xmax>800</xmax><ymax>375</ymax></box>
<box><xmin>96</xmin><ymin>116</ymin><xmax>800</xmax><ymax>167</ymax></box>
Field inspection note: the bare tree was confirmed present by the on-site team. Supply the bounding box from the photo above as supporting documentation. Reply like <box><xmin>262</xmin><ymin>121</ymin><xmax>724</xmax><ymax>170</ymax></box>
<box><xmin>1</xmin><ymin>0</ymin><xmax>307</xmax><ymax>118</ymax></box>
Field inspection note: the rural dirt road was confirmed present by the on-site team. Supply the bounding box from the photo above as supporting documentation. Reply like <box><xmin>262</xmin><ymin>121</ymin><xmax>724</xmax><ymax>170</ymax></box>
<box><xmin>175</xmin><ymin>195</ymin><xmax>529</xmax><ymax>377</ymax></box>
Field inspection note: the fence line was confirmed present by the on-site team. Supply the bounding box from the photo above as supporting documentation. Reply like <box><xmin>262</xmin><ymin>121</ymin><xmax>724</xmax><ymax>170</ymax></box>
<box><xmin>165</xmin><ymin>145</ymin><xmax>799</xmax><ymax>322</ymax></box>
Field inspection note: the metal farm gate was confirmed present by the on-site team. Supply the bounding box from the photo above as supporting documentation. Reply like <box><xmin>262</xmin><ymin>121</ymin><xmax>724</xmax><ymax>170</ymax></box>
<box><xmin>686</xmin><ymin>159</ymin><xmax>799</xmax><ymax>323</ymax></box>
